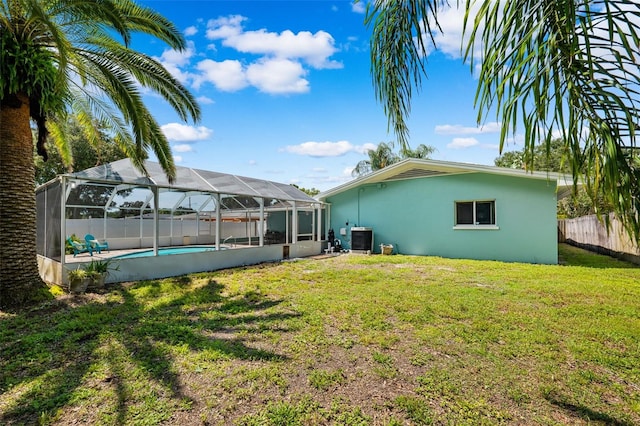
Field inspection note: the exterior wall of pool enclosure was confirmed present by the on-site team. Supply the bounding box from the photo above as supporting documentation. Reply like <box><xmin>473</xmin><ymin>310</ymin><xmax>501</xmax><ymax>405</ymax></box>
<box><xmin>36</xmin><ymin>159</ymin><xmax>326</xmax><ymax>286</ymax></box>
<box><xmin>318</xmin><ymin>159</ymin><xmax>566</xmax><ymax>264</ymax></box>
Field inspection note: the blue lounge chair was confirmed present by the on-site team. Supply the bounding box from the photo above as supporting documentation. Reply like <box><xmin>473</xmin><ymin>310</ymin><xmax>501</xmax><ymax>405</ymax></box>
<box><xmin>85</xmin><ymin>234</ymin><xmax>109</xmax><ymax>254</ymax></box>
<box><xmin>67</xmin><ymin>237</ymin><xmax>93</xmax><ymax>257</ymax></box>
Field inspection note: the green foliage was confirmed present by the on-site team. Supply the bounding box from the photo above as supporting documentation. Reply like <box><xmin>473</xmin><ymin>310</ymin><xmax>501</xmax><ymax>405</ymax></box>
<box><xmin>494</xmin><ymin>138</ymin><xmax>570</xmax><ymax>173</ymax></box>
<box><xmin>366</xmin><ymin>0</ymin><xmax>640</xmax><ymax>242</ymax></box>
<box><xmin>557</xmin><ymin>189</ymin><xmax>613</xmax><ymax>219</ymax></box>
<box><xmin>66</xmin><ymin>268</ymin><xmax>87</xmax><ymax>281</ymax></box>
<box><xmin>0</xmin><ymin>30</ymin><xmax>64</xmax><ymax>114</ymax></box>
<box><xmin>308</xmin><ymin>368</ymin><xmax>345</xmax><ymax>391</ymax></box>
<box><xmin>394</xmin><ymin>396</ymin><xmax>434</xmax><ymax>425</ymax></box>
<box><xmin>84</xmin><ymin>258</ymin><xmax>119</xmax><ymax>276</ymax></box>
<box><xmin>1</xmin><ymin>0</ymin><xmax>201</xmax><ymax>182</ymax></box>
<box><xmin>352</xmin><ymin>142</ymin><xmax>436</xmax><ymax>177</ymax></box>
<box><xmin>291</xmin><ymin>184</ymin><xmax>320</xmax><ymax>197</ymax></box>
<box><xmin>495</xmin><ymin>138</ymin><xmax>614</xmax><ymax>218</ymax></box>
<box><xmin>1</xmin><ymin>0</ymin><xmax>202</xmax><ymax>307</ymax></box>
<box><xmin>34</xmin><ymin>116</ymin><xmax>128</xmax><ymax>185</ymax></box>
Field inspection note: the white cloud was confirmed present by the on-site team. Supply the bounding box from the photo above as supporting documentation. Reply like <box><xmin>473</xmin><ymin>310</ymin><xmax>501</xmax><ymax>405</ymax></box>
<box><xmin>306</xmin><ymin>167</ymin><xmax>355</xmax><ymax>187</ymax></box>
<box><xmin>207</xmin><ymin>17</ymin><xmax>342</xmax><ymax>70</ymax></box>
<box><xmin>172</xmin><ymin>144</ymin><xmax>194</xmax><ymax>153</ymax></box>
<box><xmin>419</xmin><ymin>2</ymin><xmax>486</xmax><ymax>61</ymax></box>
<box><xmin>192</xmin><ymin>14</ymin><xmax>342</xmax><ymax>95</ymax></box>
<box><xmin>312</xmin><ymin>167</ymin><xmax>327</xmax><ymax>173</ymax></box>
<box><xmin>161</xmin><ymin>123</ymin><xmax>213</xmax><ymax>142</ymax></box>
<box><xmin>247</xmin><ymin>59</ymin><xmax>309</xmax><ymax>94</ymax></box>
<box><xmin>196</xmin><ymin>96</ymin><xmax>215</xmax><ymax>105</ymax></box>
<box><xmin>283</xmin><ymin>141</ymin><xmax>375</xmax><ymax>157</ymax></box>
<box><xmin>248</xmin><ymin>160</ymin><xmax>257</xmax><ymax>166</ymax></box>
<box><xmin>193</xmin><ymin>59</ymin><xmax>248</xmax><ymax>91</ymax></box>
<box><xmin>174</xmin><ymin>155</ymin><xmax>183</xmax><ymax>163</ymax></box>
<box><xmin>155</xmin><ymin>41</ymin><xmax>196</xmax><ymax>84</ymax></box>
<box><xmin>447</xmin><ymin>137</ymin><xmax>479</xmax><ymax>149</ymax></box>
<box><xmin>158</xmin><ymin>42</ymin><xmax>195</xmax><ymax>67</ymax></box>
<box><xmin>184</xmin><ymin>26</ymin><xmax>198</xmax><ymax>36</ymax></box>
<box><xmin>358</xmin><ymin>142</ymin><xmax>377</xmax><ymax>153</ymax></box>
<box><xmin>352</xmin><ymin>1</ymin><xmax>366</xmax><ymax>14</ymax></box>
<box><xmin>206</xmin><ymin>15</ymin><xmax>246</xmax><ymax>39</ymax></box>
<box><xmin>435</xmin><ymin>122</ymin><xmax>501</xmax><ymax>135</ymax></box>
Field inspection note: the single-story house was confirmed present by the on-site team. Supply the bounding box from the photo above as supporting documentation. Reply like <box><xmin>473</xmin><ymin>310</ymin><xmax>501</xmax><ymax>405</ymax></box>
<box><xmin>317</xmin><ymin>158</ymin><xmax>572</xmax><ymax>264</ymax></box>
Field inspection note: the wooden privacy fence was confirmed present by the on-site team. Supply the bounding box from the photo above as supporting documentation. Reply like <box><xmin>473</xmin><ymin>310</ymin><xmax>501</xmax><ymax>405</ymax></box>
<box><xmin>558</xmin><ymin>214</ymin><xmax>640</xmax><ymax>264</ymax></box>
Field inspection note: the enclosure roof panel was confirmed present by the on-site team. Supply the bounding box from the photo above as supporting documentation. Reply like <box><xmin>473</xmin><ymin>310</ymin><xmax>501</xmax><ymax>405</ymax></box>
<box><xmin>66</xmin><ymin>159</ymin><xmax>317</xmax><ymax>203</ymax></box>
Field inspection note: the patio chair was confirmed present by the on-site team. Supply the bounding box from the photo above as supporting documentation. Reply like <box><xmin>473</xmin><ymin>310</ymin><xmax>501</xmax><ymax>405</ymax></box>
<box><xmin>67</xmin><ymin>237</ymin><xmax>93</xmax><ymax>257</ymax></box>
<box><xmin>85</xmin><ymin>234</ymin><xmax>109</xmax><ymax>254</ymax></box>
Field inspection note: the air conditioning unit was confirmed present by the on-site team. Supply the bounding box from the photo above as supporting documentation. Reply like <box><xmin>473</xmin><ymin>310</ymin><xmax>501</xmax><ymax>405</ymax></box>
<box><xmin>351</xmin><ymin>227</ymin><xmax>373</xmax><ymax>253</ymax></box>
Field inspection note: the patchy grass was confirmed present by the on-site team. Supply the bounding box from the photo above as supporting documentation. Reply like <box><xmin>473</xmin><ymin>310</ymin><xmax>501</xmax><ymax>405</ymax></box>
<box><xmin>1</xmin><ymin>244</ymin><xmax>639</xmax><ymax>425</ymax></box>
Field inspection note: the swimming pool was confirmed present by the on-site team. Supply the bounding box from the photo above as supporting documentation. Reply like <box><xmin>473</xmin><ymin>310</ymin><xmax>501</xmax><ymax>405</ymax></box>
<box><xmin>113</xmin><ymin>246</ymin><xmax>227</xmax><ymax>259</ymax></box>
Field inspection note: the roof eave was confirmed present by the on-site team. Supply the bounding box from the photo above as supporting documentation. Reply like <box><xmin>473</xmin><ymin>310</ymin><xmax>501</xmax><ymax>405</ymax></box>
<box><xmin>317</xmin><ymin>158</ymin><xmax>569</xmax><ymax>200</ymax></box>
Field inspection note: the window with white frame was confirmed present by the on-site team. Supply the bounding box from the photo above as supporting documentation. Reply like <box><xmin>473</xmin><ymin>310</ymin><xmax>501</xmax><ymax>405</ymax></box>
<box><xmin>455</xmin><ymin>200</ymin><xmax>496</xmax><ymax>227</ymax></box>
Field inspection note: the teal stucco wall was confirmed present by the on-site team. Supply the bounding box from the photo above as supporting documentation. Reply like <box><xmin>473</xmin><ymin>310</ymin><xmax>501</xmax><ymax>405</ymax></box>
<box><xmin>325</xmin><ymin>172</ymin><xmax>558</xmax><ymax>264</ymax></box>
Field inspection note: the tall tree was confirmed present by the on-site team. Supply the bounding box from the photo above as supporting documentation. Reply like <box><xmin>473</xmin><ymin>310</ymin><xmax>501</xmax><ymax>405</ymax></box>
<box><xmin>495</xmin><ymin>138</ymin><xmax>612</xmax><ymax>217</ymax></box>
<box><xmin>352</xmin><ymin>142</ymin><xmax>435</xmax><ymax>176</ymax></box>
<box><xmin>352</xmin><ymin>142</ymin><xmax>399</xmax><ymax>176</ymax></box>
<box><xmin>401</xmin><ymin>143</ymin><xmax>436</xmax><ymax>161</ymax></box>
<box><xmin>291</xmin><ymin>185</ymin><xmax>320</xmax><ymax>197</ymax></box>
<box><xmin>366</xmin><ymin>0</ymin><xmax>640</xmax><ymax>241</ymax></box>
<box><xmin>34</xmin><ymin>116</ymin><xmax>128</xmax><ymax>185</ymax></box>
<box><xmin>0</xmin><ymin>0</ymin><xmax>200</xmax><ymax>308</ymax></box>
<box><xmin>494</xmin><ymin>138</ymin><xmax>570</xmax><ymax>173</ymax></box>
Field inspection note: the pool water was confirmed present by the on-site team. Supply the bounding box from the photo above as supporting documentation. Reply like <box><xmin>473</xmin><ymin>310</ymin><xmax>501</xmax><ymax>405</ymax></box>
<box><xmin>113</xmin><ymin>246</ymin><xmax>226</xmax><ymax>259</ymax></box>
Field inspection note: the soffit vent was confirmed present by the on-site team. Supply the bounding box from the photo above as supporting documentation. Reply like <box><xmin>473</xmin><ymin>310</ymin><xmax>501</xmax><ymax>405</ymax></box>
<box><xmin>384</xmin><ymin>168</ymin><xmax>449</xmax><ymax>181</ymax></box>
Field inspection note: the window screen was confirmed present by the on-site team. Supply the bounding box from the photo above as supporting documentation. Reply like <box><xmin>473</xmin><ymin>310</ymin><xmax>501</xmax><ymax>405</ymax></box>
<box><xmin>455</xmin><ymin>200</ymin><xmax>495</xmax><ymax>225</ymax></box>
<box><xmin>475</xmin><ymin>201</ymin><xmax>495</xmax><ymax>225</ymax></box>
<box><xmin>456</xmin><ymin>202</ymin><xmax>474</xmax><ymax>225</ymax></box>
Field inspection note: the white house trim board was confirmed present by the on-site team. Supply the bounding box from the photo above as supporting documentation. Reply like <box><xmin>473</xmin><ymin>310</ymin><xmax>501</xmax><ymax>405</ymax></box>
<box><xmin>317</xmin><ymin>158</ymin><xmax>572</xmax><ymax>201</ymax></box>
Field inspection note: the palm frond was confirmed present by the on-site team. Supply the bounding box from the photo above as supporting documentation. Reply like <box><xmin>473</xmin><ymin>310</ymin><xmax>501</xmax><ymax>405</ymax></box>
<box><xmin>366</xmin><ymin>0</ymin><xmax>447</xmax><ymax>150</ymax></box>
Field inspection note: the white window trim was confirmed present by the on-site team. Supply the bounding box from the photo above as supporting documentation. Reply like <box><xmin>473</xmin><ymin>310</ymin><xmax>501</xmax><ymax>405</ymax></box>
<box><xmin>453</xmin><ymin>199</ymin><xmax>498</xmax><ymax>230</ymax></box>
<box><xmin>453</xmin><ymin>224</ymin><xmax>500</xmax><ymax>230</ymax></box>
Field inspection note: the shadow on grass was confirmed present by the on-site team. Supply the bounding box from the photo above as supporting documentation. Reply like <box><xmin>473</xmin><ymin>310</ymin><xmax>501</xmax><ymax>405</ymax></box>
<box><xmin>0</xmin><ymin>276</ymin><xmax>296</xmax><ymax>425</ymax></box>
<box><xmin>546</xmin><ymin>394</ymin><xmax>634</xmax><ymax>426</ymax></box>
<box><xmin>558</xmin><ymin>243</ymin><xmax>639</xmax><ymax>269</ymax></box>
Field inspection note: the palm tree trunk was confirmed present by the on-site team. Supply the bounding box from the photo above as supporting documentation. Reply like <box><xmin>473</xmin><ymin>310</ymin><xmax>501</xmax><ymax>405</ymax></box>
<box><xmin>0</xmin><ymin>93</ymin><xmax>48</xmax><ymax>308</ymax></box>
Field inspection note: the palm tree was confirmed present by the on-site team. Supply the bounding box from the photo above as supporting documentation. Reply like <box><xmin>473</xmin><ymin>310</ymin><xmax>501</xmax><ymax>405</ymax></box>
<box><xmin>0</xmin><ymin>0</ymin><xmax>200</xmax><ymax>307</ymax></box>
<box><xmin>352</xmin><ymin>142</ymin><xmax>400</xmax><ymax>176</ymax></box>
<box><xmin>366</xmin><ymin>0</ymin><xmax>640</xmax><ymax>241</ymax></box>
<box><xmin>352</xmin><ymin>142</ymin><xmax>435</xmax><ymax>176</ymax></box>
<box><xmin>401</xmin><ymin>143</ymin><xmax>436</xmax><ymax>160</ymax></box>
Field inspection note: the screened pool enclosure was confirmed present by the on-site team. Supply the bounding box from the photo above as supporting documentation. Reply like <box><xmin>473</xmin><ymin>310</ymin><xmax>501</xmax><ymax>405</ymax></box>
<box><xmin>36</xmin><ymin>159</ymin><xmax>326</xmax><ymax>285</ymax></box>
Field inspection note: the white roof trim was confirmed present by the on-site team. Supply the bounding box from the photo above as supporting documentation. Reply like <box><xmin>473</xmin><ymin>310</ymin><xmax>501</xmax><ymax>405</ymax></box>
<box><xmin>317</xmin><ymin>158</ymin><xmax>572</xmax><ymax>200</ymax></box>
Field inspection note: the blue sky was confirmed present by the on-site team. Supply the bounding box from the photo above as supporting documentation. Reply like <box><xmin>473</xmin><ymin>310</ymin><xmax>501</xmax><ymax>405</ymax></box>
<box><xmin>137</xmin><ymin>0</ymin><xmax>517</xmax><ymax>191</ymax></box>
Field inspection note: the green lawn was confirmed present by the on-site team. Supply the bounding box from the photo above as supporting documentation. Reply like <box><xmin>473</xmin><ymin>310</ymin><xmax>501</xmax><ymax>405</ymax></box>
<box><xmin>1</xmin><ymin>244</ymin><xmax>639</xmax><ymax>425</ymax></box>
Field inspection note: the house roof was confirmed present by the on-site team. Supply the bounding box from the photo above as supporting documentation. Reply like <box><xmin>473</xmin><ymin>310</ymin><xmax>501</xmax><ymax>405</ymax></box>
<box><xmin>317</xmin><ymin>158</ymin><xmax>575</xmax><ymax>201</ymax></box>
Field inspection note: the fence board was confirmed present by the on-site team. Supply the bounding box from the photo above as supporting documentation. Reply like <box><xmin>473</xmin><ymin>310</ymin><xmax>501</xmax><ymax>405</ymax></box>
<box><xmin>558</xmin><ymin>214</ymin><xmax>640</xmax><ymax>264</ymax></box>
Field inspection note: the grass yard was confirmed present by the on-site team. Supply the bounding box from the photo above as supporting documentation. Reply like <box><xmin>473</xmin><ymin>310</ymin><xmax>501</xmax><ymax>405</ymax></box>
<box><xmin>1</xmin><ymin>244</ymin><xmax>639</xmax><ymax>425</ymax></box>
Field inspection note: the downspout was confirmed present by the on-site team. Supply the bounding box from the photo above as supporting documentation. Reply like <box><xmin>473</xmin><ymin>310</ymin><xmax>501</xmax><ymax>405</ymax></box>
<box><xmin>357</xmin><ymin>188</ymin><xmax>365</xmax><ymax>225</ymax></box>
